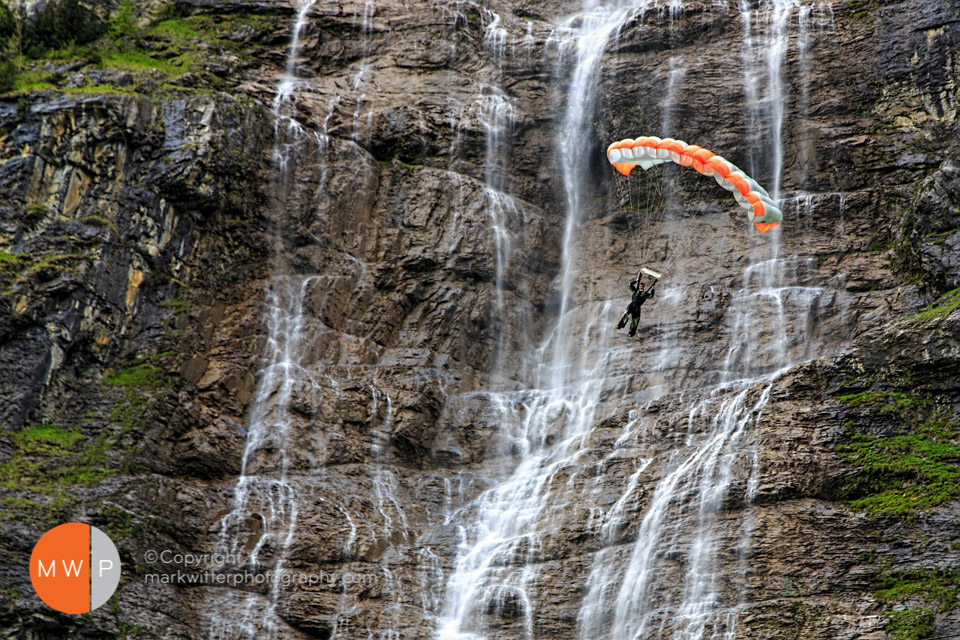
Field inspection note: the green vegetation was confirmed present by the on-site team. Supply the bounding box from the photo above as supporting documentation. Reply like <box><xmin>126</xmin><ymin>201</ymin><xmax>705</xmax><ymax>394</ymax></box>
<box><xmin>103</xmin><ymin>354</ymin><xmax>176</xmax><ymax>430</ymax></box>
<box><xmin>1</xmin><ymin>251</ymin><xmax>94</xmax><ymax>296</ymax></box>
<box><xmin>0</xmin><ymin>353</ymin><xmax>173</xmax><ymax>528</ymax></box>
<box><xmin>18</xmin><ymin>423</ymin><xmax>84</xmax><ymax>448</ymax></box>
<box><xmin>0</xmin><ymin>4</ymin><xmax>16</xmax><ymax>42</ymax></box>
<box><xmin>158</xmin><ymin>299</ymin><xmax>190</xmax><ymax>314</ymax></box>
<box><xmin>80</xmin><ymin>215</ymin><xmax>119</xmax><ymax>234</ymax></box>
<box><xmin>0</xmin><ymin>424</ymin><xmax>118</xmax><ymax>494</ymax></box>
<box><xmin>99</xmin><ymin>48</ymin><xmax>200</xmax><ymax>79</ymax></box>
<box><xmin>883</xmin><ymin>608</ymin><xmax>935</xmax><ymax>640</ymax></box>
<box><xmin>154</xmin><ymin>3</ymin><xmax>192</xmax><ymax>22</ymax></box>
<box><xmin>0</xmin><ymin>4</ymin><xmax>21</xmax><ymax>93</ymax></box>
<box><xmin>875</xmin><ymin>568</ymin><xmax>960</xmax><ymax>609</ymax></box>
<box><xmin>0</xmin><ymin>358</ymin><xmax>175</xmax><ymax>526</ymax></box>
<box><xmin>0</xmin><ymin>493</ymin><xmax>73</xmax><ymax>527</ymax></box>
<box><xmin>0</xmin><ymin>355</ymin><xmax>176</xmax><ymax>517</ymax></box>
<box><xmin>151</xmin><ymin>18</ymin><xmax>200</xmax><ymax>39</ymax></box>
<box><xmin>106</xmin><ymin>0</ymin><xmax>138</xmax><ymax>42</ymax></box>
<box><xmin>0</xmin><ymin>251</ymin><xmax>28</xmax><ymax>266</ymax></box>
<box><xmin>843</xmin><ymin>0</ymin><xmax>877</xmax><ymax>18</ymax></box>
<box><xmin>836</xmin><ymin>390</ymin><xmax>928</xmax><ymax>413</ymax></box>
<box><xmin>905</xmin><ymin>288</ymin><xmax>960</xmax><ymax>324</ymax></box>
<box><xmin>26</xmin><ymin>252</ymin><xmax>92</xmax><ymax>277</ymax></box>
<box><xmin>874</xmin><ymin>566</ymin><xmax>958</xmax><ymax>640</ymax></box>
<box><xmin>836</xmin><ymin>431</ymin><xmax>960</xmax><ymax>515</ymax></box>
<box><xmin>834</xmin><ymin>385</ymin><xmax>960</xmax><ymax>517</ymax></box>
<box><xmin>22</xmin><ymin>0</ymin><xmax>105</xmax><ymax>56</ymax></box>
<box><xmin>1</xmin><ymin>1</ymin><xmax>277</xmax><ymax>98</ymax></box>
<box><xmin>104</xmin><ymin>357</ymin><xmax>171</xmax><ymax>392</ymax></box>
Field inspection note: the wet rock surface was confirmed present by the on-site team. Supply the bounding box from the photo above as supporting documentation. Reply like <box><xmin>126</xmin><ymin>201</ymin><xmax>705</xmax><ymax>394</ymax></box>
<box><xmin>0</xmin><ymin>0</ymin><xmax>958</xmax><ymax>639</ymax></box>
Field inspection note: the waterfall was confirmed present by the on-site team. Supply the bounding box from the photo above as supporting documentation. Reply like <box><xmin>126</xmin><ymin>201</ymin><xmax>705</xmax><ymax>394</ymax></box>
<box><xmin>661</xmin><ymin>56</ymin><xmax>686</xmax><ymax>138</ymax></box>
<box><xmin>436</xmin><ymin>0</ymin><xmax>854</xmax><ymax>638</ymax></box>
<box><xmin>202</xmin><ymin>1</ymin><xmax>852</xmax><ymax>638</ymax></box>
<box><xmin>435</xmin><ymin>2</ymin><xmax>653</xmax><ymax>638</ymax></box>
<box><xmin>206</xmin><ymin>278</ymin><xmax>317</xmax><ymax>640</ymax></box>
<box><xmin>551</xmin><ymin>2</ymin><xmax>652</xmax><ymax>376</ymax></box>
<box><xmin>576</xmin><ymin>3</ymin><xmax>850</xmax><ymax>640</ymax></box>
<box><xmin>350</xmin><ymin>0</ymin><xmax>376</xmax><ymax>143</ymax></box>
<box><xmin>205</xmin><ymin>3</ymin><xmax>318</xmax><ymax>638</ymax></box>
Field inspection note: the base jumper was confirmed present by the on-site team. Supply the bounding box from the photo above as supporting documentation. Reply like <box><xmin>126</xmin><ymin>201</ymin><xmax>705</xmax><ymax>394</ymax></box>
<box><xmin>616</xmin><ymin>271</ymin><xmax>658</xmax><ymax>337</ymax></box>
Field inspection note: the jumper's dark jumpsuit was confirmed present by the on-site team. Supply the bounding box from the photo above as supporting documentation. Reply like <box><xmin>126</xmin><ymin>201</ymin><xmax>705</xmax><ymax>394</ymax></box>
<box><xmin>617</xmin><ymin>280</ymin><xmax>655</xmax><ymax>336</ymax></box>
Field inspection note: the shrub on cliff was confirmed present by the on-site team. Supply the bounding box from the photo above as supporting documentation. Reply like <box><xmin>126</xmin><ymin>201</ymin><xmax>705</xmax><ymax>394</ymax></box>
<box><xmin>106</xmin><ymin>0</ymin><xmax>138</xmax><ymax>42</ymax></box>
<box><xmin>0</xmin><ymin>4</ymin><xmax>19</xmax><ymax>92</ymax></box>
<box><xmin>0</xmin><ymin>3</ymin><xmax>15</xmax><ymax>42</ymax></box>
<box><xmin>0</xmin><ymin>61</ymin><xmax>15</xmax><ymax>93</ymax></box>
<box><xmin>23</xmin><ymin>0</ymin><xmax>105</xmax><ymax>57</ymax></box>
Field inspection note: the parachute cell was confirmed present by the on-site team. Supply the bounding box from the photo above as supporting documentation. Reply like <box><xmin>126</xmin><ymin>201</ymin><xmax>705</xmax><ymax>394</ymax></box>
<box><xmin>606</xmin><ymin>137</ymin><xmax>783</xmax><ymax>232</ymax></box>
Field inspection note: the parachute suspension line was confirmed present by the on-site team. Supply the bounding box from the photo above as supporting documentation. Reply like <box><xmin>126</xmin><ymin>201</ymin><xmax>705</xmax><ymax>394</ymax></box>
<box><xmin>615</xmin><ymin>175</ymin><xmax>645</xmax><ymax>266</ymax></box>
<box><xmin>662</xmin><ymin>169</ymin><xmax>724</xmax><ymax>276</ymax></box>
<box><xmin>660</xmin><ymin>209</ymin><xmax>699</xmax><ymax>275</ymax></box>
<box><xmin>658</xmin><ymin>176</ymin><xmax>705</xmax><ymax>275</ymax></box>
<box><xmin>639</xmin><ymin>173</ymin><xmax>667</xmax><ymax>269</ymax></box>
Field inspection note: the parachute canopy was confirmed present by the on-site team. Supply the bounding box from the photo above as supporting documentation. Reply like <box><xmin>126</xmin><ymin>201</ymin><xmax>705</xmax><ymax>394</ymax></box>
<box><xmin>607</xmin><ymin>136</ymin><xmax>782</xmax><ymax>233</ymax></box>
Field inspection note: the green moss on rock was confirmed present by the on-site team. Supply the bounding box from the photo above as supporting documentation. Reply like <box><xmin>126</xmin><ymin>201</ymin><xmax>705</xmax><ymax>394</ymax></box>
<box><xmin>883</xmin><ymin>607</ymin><xmax>936</xmax><ymax>640</ymax></box>
<box><xmin>0</xmin><ymin>424</ymin><xmax>118</xmax><ymax>494</ymax></box>
<box><xmin>905</xmin><ymin>288</ymin><xmax>960</xmax><ymax>325</ymax></box>
<box><xmin>834</xmin><ymin>383</ymin><xmax>960</xmax><ymax>517</ymax></box>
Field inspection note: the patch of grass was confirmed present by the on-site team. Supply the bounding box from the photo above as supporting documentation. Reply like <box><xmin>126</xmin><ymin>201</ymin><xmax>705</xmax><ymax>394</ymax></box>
<box><xmin>151</xmin><ymin>18</ymin><xmax>200</xmax><ymax>39</ymax></box>
<box><xmin>3</xmin><ymin>5</ymin><xmax>281</xmax><ymax>100</ymax></box>
<box><xmin>103</xmin><ymin>358</ymin><xmax>171</xmax><ymax>392</ymax></box>
<box><xmin>905</xmin><ymin>287</ymin><xmax>960</xmax><ymax>324</ymax></box>
<box><xmin>836</xmin><ymin>390</ymin><xmax>929</xmax><ymax>413</ymax></box>
<box><xmin>883</xmin><ymin>607</ymin><xmax>936</xmax><ymax>640</ymax></box>
<box><xmin>26</xmin><ymin>203</ymin><xmax>51</xmax><ymax>216</ymax></box>
<box><xmin>0</xmin><ymin>493</ymin><xmax>73</xmax><ymax>527</ymax></box>
<box><xmin>0</xmin><ymin>252</ymin><xmax>28</xmax><ymax>265</ymax></box>
<box><xmin>843</xmin><ymin>0</ymin><xmax>878</xmax><ymax>17</ymax></box>
<box><xmin>64</xmin><ymin>84</ymin><xmax>141</xmax><ymax>97</ymax></box>
<box><xmin>0</xmin><ymin>424</ymin><xmax>118</xmax><ymax>493</ymax></box>
<box><xmin>98</xmin><ymin>504</ymin><xmax>155</xmax><ymax>543</ymax></box>
<box><xmin>80</xmin><ymin>215</ymin><xmax>119</xmax><ymax>234</ymax></box>
<box><xmin>18</xmin><ymin>424</ymin><xmax>84</xmax><ymax>448</ymax></box>
<box><xmin>101</xmin><ymin>49</ymin><xmax>172</xmax><ymax>73</ymax></box>
<box><xmin>836</xmin><ymin>432</ymin><xmax>960</xmax><ymax>516</ymax></box>
<box><xmin>156</xmin><ymin>82</ymin><xmax>194</xmax><ymax>93</ymax></box>
<box><xmin>25</xmin><ymin>252</ymin><xmax>92</xmax><ymax>278</ymax></box>
<box><xmin>158</xmin><ymin>299</ymin><xmax>190</xmax><ymax>314</ymax></box>
<box><xmin>102</xmin><ymin>355</ymin><xmax>176</xmax><ymax>430</ymax></box>
<box><xmin>875</xmin><ymin>568</ymin><xmax>960</xmax><ymax>610</ymax></box>
<box><xmin>4</xmin><ymin>68</ymin><xmax>57</xmax><ymax>93</ymax></box>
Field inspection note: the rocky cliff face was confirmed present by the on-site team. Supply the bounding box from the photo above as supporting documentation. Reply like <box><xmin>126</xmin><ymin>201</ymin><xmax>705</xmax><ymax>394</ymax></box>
<box><xmin>0</xmin><ymin>0</ymin><xmax>958</xmax><ymax>639</ymax></box>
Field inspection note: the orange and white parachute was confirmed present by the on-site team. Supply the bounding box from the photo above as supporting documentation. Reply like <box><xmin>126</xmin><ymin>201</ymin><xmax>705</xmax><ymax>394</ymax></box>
<box><xmin>606</xmin><ymin>137</ymin><xmax>783</xmax><ymax>232</ymax></box>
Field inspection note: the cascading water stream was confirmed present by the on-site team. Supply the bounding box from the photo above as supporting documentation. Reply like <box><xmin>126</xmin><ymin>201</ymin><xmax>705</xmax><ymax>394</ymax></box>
<box><xmin>576</xmin><ymin>4</ymin><xmax>850</xmax><ymax>640</ymax></box>
<box><xmin>551</xmin><ymin>2</ymin><xmax>653</xmax><ymax>377</ymax></box>
<box><xmin>205</xmin><ymin>3</ymin><xmax>318</xmax><ymax>638</ymax></box>
<box><xmin>436</xmin><ymin>1</ymin><xmax>853</xmax><ymax>639</ymax></box>
<box><xmin>436</xmin><ymin>3</ymin><xmax>655</xmax><ymax>638</ymax></box>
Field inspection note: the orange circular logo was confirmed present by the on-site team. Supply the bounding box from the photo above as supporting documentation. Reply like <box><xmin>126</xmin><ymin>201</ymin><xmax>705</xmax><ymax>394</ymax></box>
<box><xmin>30</xmin><ymin>523</ymin><xmax>121</xmax><ymax>613</ymax></box>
